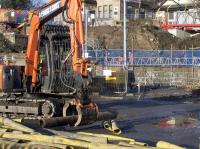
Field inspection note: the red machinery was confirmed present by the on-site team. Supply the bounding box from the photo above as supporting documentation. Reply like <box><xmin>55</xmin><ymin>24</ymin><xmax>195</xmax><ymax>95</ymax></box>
<box><xmin>161</xmin><ymin>20</ymin><xmax>200</xmax><ymax>31</ymax></box>
<box><xmin>0</xmin><ymin>0</ymin><xmax>115</xmax><ymax>127</ymax></box>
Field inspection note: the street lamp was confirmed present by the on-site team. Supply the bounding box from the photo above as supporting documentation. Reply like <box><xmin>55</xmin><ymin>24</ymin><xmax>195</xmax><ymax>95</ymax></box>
<box><xmin>84</xmin><ymin>8</ymin><xmax>93</xmax><ymax>58</ymax></box>
<box><xmin>123</xmin><ymin>0</ymin><xmax>128</xmax><ymax>94</ymax></box>
<box><xmin>84</xmin><ymin>8</ymin><xmax>88</xmax><ymax>58</ymax></box>
<box><xmin>123</xmin><ymin>0</ymin><xmax>127</xmax><ymax>68</ymax></box>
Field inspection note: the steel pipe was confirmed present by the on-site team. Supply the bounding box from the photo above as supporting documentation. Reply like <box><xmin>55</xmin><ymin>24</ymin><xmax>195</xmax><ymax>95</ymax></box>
<box><xmin>40</xmin><ymin>111</ymin><xmax>118</xmax><ymax>128</ymax></box>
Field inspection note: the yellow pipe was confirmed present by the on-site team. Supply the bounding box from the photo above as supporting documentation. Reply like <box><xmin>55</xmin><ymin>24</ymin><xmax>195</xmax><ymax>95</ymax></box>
<box><xmin>78</xmin><ymin>132</ymin><xmax>135</xmax><ymax>142</ymax></box>
<box><xmin>157</xmin><ymin>141</ymin><xmax>185</xmax><ymax>149</ymax></box>
<box><xmin>0</xmin><ymin>127</ymin><xmax>7</xmax><ymax>132</ymax></box>
<box><xmin>53</xmin><ymin>131</ymin><xmax>108</xmax><ymax>144</ymax></box>
<box><xmin>132</xmin><ymin>142</ymin><xmax>148</xmax><ymax>146</ymax></box>
<box><xmin>118</xmin><ymin>142</ymin><xmax>155</xmax><ymax>149</ymax></box>
<box><xmin>12</xmin><ymin>119</ymin><xmax>23</xmax><ymax>123</ymax></box>
<box><xmin>78</xmin><ymin>132</ymin><xmax>151</xmax><ymax>147</ymax></box>
<box><xmin>29</xmin><ymin>142</ymin><xmax>67</xmax><ymax>149</ymax></box>
<box><xmin>0</xmin><ymin>141</ymin><xmax>58</xmax><ymax>149</ymax></box>
<box><xmin>0</xmin><ymin>117</ymin><xmax>34</xmax><ymax>133</ymax></box>
<box><xmin>0</xmin><ymin>132</ymin><xmax>137</xmax><ymax>149</ymax></box>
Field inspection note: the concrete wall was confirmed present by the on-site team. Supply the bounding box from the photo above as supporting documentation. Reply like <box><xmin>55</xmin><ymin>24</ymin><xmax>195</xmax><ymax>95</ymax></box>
<box><xmin>134</xmin><ymin>67</ymin><xmax>200</xmax><ymax>88</ymax></box>
<box><xmin>168</xmin><ymin>29</ymin><xmax>191</xmax><ymax>39</ymax></box>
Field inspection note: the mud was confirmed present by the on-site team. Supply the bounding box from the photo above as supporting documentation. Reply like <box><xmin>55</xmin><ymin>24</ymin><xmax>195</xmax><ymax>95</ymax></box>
<box><xmin>26</xmin><ymin>87</ymin><xmax>200</xmax><ymax>149</ymax></box>
<box><xmin>93</xmin><ymin>88</ymin><xmax>200</xmax><ymax>149</ymax></box>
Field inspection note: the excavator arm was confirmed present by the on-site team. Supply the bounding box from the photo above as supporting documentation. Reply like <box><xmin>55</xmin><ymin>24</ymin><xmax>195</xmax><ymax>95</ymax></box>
<box><xmin>25</xmin><ymin>0</ymin><xmax>88</xmax><ymax>87</ymax></box>
<box><xmin>0</xmin><ymin>0</ymin><xmax>117</xmax><ymax>124</ymax></box>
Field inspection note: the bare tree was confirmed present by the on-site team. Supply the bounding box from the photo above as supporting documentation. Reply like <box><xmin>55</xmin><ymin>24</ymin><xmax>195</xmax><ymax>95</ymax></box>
<box><xmin>32</xmin><ymin>0</ymin><xmax>47</xmax><ymax>8</ymax></box>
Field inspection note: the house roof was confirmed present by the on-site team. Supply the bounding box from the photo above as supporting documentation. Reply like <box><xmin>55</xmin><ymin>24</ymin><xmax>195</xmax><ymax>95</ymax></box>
<box><xmin>161</xmin><ymin>0</ymin><xmax>194</xmax><ymax>9</ymax></box>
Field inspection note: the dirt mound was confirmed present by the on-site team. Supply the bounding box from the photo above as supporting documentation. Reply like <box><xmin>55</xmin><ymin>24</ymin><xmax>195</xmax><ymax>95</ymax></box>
<box><xmin>0</xmin><ymin>24</ymin><xmax>27</xmax><ymax>52</ymax></box>
<box><xmin>88</xmin><ymin>20</ymin><xmax>200</xmax><ymax>50</ymax></box>
<box><xmin>0</xmin><ymin>33</ymin><xmax>15</xmax><ymax>52</ymax></box>
<box><xmin>179</xmin><ymin>35</ymin><xmax>200</xmax><ymax>50</ymax></box>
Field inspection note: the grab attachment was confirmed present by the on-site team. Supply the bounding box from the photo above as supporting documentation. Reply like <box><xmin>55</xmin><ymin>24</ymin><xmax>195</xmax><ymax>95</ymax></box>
<box><xmin>103</xmin><ymin>120</ymin><xmax>122</xmax><ymax>135</ymax></box>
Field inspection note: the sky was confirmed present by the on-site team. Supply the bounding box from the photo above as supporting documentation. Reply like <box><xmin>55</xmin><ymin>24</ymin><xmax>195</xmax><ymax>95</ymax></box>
<box><xmin>32</xmin><ymin>0</ymin><xmax>47</xmax><ymax>6</ymax></box>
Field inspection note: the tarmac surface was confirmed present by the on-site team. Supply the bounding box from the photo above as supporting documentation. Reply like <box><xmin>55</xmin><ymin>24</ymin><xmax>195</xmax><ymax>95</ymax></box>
<box><xmin>33</xmin><ymin>87</ymin><xmax>200</xmax><ymax>149</ymax></box>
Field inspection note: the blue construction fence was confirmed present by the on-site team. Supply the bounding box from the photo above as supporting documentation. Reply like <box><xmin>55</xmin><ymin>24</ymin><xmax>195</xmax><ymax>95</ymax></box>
<box><xmin>87</xmin><ymin>49</ymin><xmax>200</xmax><ymax>66</ymax></box>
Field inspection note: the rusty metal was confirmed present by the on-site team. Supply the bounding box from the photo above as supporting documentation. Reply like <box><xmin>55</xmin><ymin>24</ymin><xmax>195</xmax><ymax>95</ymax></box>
<box><xmin>97</xmin><ymin>111</ymin><xmax>118</xmax><ymax>121</ymax></box>
<box><xmin>40</xmin><ymin>111</ymin><xmax>118</xmax><ymax>128</ymax></box>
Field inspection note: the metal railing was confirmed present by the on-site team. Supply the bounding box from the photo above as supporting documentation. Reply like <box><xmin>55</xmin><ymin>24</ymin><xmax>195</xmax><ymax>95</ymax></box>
<box><xmin>170</xmin><ymin>11</ymin><xmax>200</xmax><ymax>25</ymax></box>
<box><xmin>88</xmin><ymin>49</ymin><xmax>200</xmax><ymax>91</ymax></box>
<box><xmin>88</xmin><ymin>49</ymin><xmax>200</xmax><ymax>67</ymax></box>
<box><xmin>135</xmin><ymin>70</ymin><xmax>200</xmax><ymax>87</ymax></box>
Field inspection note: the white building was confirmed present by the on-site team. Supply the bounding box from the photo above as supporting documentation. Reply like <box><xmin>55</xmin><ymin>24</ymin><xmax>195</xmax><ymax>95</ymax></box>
<box><xmin>95</xmin><ymin>0</ymin><xmax>154</xmax><ymax>26</ymax></box>
<box><xmin>156</xmin><ymin>0</ymin><xmax>200</xmax><ymax>25</ymax></box>
<box><xmin>156</xmin><ymin>0</ymin><xmax>200</xmax><ymax>38</ymax></box>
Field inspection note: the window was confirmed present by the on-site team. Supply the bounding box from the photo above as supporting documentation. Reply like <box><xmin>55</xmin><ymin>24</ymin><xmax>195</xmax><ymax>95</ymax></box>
<box><xmin>103</xmin><ymin>5</ymin><xmax>108</xmax><ymax>18</ymax></box>
<box><xmin>127</xmin><ymin>5</ymin><xmax>134</xmax><ymax>19</ymax></box>
<box><xmin>114</xmin><ymin>7</ymin><xmax>118</xmax><ymax>16</ymax></box>
<box><xmin>98</xmin><ymin>6</ymin><xmax>103</xmax><ymax>18</ymax></box>
<box><xmin>127</xmin><ymin>6</ymin><xmax>133</xmax><ymax>14</ymax></box>
<box><xmin>168</xmin><ymin>12</ymin><xmax>174</xmax><ymax>20</ymax></box>
<box><xmin>109</xmin><ymin>5</ymin><xmax>113</xmax><ymax>18</ymax></box>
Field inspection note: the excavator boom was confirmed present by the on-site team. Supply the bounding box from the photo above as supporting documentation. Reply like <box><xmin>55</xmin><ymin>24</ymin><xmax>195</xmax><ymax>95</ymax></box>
<box><xmin>0</xmin><ymin>0</ymin><xmax>117</xmax><ymax>127</ymax></box>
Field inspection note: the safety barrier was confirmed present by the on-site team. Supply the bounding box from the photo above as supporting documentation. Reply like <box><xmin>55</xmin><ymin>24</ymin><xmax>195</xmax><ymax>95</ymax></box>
<box><xmin>89</xmin><ymin>49</ymin><xmax>200</xmax><ymax>94</ymax></box>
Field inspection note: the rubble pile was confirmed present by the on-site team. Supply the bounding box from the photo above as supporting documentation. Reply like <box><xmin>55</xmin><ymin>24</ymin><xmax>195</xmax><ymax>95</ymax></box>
<box><xmin>0</xmin><ymin>31</ymin><xmax>27</xmax><ymax>52</ymax></box>
<box><xmin>88</xmin><ymin>19</ymin><xmax>200</xmax><ymax>50</ymax></box>
<box><xmin>0</xmin><ymin>33</ymin><xmax>15</xmax><ymax>52</ymax></box>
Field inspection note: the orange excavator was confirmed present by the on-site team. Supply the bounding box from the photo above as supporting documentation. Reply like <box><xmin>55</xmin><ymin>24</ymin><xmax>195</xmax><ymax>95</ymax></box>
<box><xmin>0</xmin><ymin>0</ymin><xmax>116</xmax><ymax>127</ymax></box>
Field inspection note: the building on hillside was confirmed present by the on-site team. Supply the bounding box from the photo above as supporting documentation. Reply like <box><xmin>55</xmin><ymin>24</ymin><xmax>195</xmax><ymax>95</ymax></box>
<box><xmin>0</xmin><ymin>8</ymin><xmax>28</xmax><ymax>24</ymax></box>
<box><xmin>50</xmin><ymin>0</ymin><xmax>156</xmax><ymax>26</ymax></box>
<box><xmin>156</xmin><ymin>0</ymin><xmax>200</xmax><ymax>29</ymax></box>
<box><xmin>95</xmin><ymin>0</ymin><xmax>155</xmax><ymax>26</ymax></box>
<box><xmin>82</xmin><ymin>0</ymin><xmax>97</xmax><ymax>26</ymax></box>
<box><xmin>156</xmin><ymin>0</ymin><xmax>200</xmax><ymax>38</ymax></box>
<box><xmin>52</xmin><ymin>0</ymin><xmax>97</xmax><ymax>25</ymax></box>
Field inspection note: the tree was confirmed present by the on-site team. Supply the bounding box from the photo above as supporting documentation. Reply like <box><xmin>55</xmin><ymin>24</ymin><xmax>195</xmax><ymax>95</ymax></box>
<box><xmin>32</xmin><ymin>0</ymin><xmax>46</xmax><ymax>8</ymax></box>
<box><xmin>0</xmin><ymin>0</ymin><xmax>32</xmax><ymax>10</ymax></box>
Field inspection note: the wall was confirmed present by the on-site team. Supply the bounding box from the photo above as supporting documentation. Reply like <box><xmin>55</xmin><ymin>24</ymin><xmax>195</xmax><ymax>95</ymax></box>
<box><xmin>96</xmin><ymin>0</ymin><xmax>120</xmax><ymax>25</ymax></box>
<box><xmin>168</xmin><ymin>29</ymin><xmax>191</xmax><ymax>39</ymax></box>
<box><xmin>96</xmin><ymin>0</ymin><xmax>154</xmax><ymax>26</ymax></box>
<box><xmin>134</xmin><ymin>67</ymin><xmax>200</xmax><ymax>88</ymax></box>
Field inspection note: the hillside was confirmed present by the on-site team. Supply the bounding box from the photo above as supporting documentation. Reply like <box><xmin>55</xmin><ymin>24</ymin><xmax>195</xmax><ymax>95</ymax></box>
<box><xmin>88</xmin><ymin>20</ymin><xmax>200</xmax><ymax>50</ymax></box>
